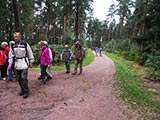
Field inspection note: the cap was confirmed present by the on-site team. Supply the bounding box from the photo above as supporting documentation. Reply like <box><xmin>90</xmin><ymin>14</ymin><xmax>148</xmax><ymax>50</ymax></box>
<box><xmin>64</xmin><ymin>45</ymin><xmax>68</xmax><ymax>48</ymax></box>
<box><xmin>1</xmin><ymin>42</ymin><xmax>8</xmax><ymax>46</ymax></box>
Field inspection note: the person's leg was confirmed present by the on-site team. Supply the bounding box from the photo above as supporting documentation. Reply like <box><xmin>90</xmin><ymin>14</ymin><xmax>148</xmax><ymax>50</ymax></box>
<box><xmin>15</xmin><ymin>70</ymin><xmax>24</xmax><ymax>95</ymax></box>
<box><xmin>1</xmin><ymin>64</ymin><xmax>7</xmax><ymax>80</ymax></box>
<box><xmin>40</xmin><ymin>65</ymin><xmax>47</xmax><ymax>84</ymax></box>
<box><xmin>8</xmin><ymin>68</ymin><xmax>13</xmax><ymax>81</ymax></box>
<box><xmin>8</xmin><ymin>65</ymin><xmax>14</xmax><ymax>81</ymax></box>
<box><xmin>79</xmin><ymin>60</ymin><xmax>83</xmax><ymax>75</ymax></box>
<box><xmin>21</xmin><ymin>69</ymin><xmax>29</xmax><ymax>98</ymax></box>
<box><xmin>66</xmin><ymin>61</ymin><xmax>70</xmax><ymax>73</ymax></box>
<box><xmin>72</xmin><ymin>59</ymin><xmax>79</xmax><ymax>75</ymax></box>
<box><xmin>3</xmin><ymin>64</ymin><xmax>8</xmax><ymax>77</ymax></box>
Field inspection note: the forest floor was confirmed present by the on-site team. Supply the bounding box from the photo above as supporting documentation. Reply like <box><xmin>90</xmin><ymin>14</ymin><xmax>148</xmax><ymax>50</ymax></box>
<box><xmin>0</xmin><ymin>53</ymin><xmax>137</xmax><ymax>120</ymax></box>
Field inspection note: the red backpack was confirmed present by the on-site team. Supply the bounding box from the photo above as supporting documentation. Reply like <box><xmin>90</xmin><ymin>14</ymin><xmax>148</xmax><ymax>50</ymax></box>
<box><xmin>0</xmin><ymin>49</ymin><xmax>6</xmax><ymax>66</ymax></box>
<box><xmin>50</xmin><ymin>47</ymin><xmax>55</xmax><ymax>59</ymax></box>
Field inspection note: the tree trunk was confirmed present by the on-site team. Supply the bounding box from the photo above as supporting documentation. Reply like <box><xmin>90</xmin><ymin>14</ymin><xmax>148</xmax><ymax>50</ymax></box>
<box><xmin>12</xmin><ymin>0</ymin><xmax>20</xmax><ymax>31</ymax></box>
<box><xmin>75</xmin><ymin>2</ymin><xmax>79</xmax><ymax>42</ymax></box>
<box><xmin>118</xmin><ymin>16</ymin><xmax>124</xmax><ymax>39</ymax></box>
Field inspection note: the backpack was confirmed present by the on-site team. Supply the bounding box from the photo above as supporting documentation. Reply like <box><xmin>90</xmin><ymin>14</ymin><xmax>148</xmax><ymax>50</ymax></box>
<box><xmin>0</xmin><ymin>49</ymin><xmax>7</xmax><ymax>66</ymax></box>
<box><xmin>50</xmin><ymin>47</ymin><xmax>55</xmax><ymax>59</ymax></box>
<box><xmin>11</xmin><ymin>41</ymin><xmax>28</xmax><ymax>65</ymax></box>
<box><xmin>11</xmin><ymin>41</ymin><xmax>28</xmax><ymax>57</ymax></box>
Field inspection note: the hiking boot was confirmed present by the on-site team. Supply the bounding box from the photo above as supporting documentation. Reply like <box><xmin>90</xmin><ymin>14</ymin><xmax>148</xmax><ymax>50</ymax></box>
<box><xmin>78</xmin><ymin>72</ymin><xmax>82</xmax><ymax>75</ymax></box>
<box><xmin>23</xmin><ymin>93</ymin><xmax>28</xmax><ymax>99</ymax></box>
<box><xmin>72</xmin><ymin>72</ymin><xmax>77</xmax><ymax>75</ymax></box>
<box><xmin>46</xmin><ymin>76</ymin><xmax>52</xmax><ymax>81</ymax></box>
<box><xmin>19</xmin><ymin>91</ymin><xmax>24</xmax><ymax>96</ymax></box>
<box><xmin>38</xmin><ymin>77</ymin><xmax>42</xmax><ymax>80</ymax></box>
<box><xmin>41</xmin><ymin>79</ymin><xmax>46</xmax><ymax>85</ymax></box>
<box><xmin>65</xmin><ymin>71</ymin><xmax>70</xmax><ymax>74</ymax></box>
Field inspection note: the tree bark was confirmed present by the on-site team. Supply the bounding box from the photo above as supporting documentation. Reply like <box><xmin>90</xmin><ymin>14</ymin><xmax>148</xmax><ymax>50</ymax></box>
<box><xmin>12</xmin><ymin>0</ymin><xmax>20</xmax><ymax>31</ymax></box>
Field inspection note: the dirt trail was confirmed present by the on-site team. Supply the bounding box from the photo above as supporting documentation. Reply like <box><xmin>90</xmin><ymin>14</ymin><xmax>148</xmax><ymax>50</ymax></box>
<box><xmin>0</xmin><ymin>53</ymin><xmax>130</xmax><ymax>120</ymax></box>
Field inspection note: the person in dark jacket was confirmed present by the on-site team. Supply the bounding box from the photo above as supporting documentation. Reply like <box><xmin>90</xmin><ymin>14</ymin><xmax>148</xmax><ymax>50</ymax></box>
<box><xmin>61</xmin><ymin>45</ymin><xmax>73</xmax><ymax>73</ymax></box>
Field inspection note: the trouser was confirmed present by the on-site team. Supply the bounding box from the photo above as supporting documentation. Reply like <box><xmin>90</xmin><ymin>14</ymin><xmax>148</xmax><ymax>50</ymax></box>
<box><xmin>15</xmin><ymin>69</ymin><xmax>29</xmax><ymax>94</ymax></box>
<box><xmin>40</xmin><ymin>65</ymin><xmax>48</xmax><ymax>79</ymax></box>
<box><xmin>0</xmin><ymin>64</ymin><xmax>7</xmax><ymax>78</ymax></box>
<box><xmin>8</xmin><ymin>64</ymin><xmax>15</xmax><ymax>80</ymax></box>
<box><xmin>74</xmin><ymin>59</ymin><xmax>83</xmax><ymax>73</ymax></box>
<box><xmin>4</xmin><ymin>64</ymin><xmax>8</xmax><ymax>77</ymax></box>
<box><xmin>65</xmin><ymin>61</ymin><xmax>70</xmax><ymax>72</ymax></box>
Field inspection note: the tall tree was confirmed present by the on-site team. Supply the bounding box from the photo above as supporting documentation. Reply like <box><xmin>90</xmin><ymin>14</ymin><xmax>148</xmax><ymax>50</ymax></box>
<box><xmin>12</xmin><ymin>0</ymin><xmax>20</xmax><ymax>31</ymax></box>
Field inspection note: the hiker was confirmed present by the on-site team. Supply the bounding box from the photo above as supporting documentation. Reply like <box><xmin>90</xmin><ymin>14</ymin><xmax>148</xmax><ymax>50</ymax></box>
<box><xmin>1</xmin><ymin>42</ymin><xmax>9</xmax><ymax>80</ymax></box>
<box><xmin>99</xmin><ymin>47</ymin><xmax>103</xmax><ymax>56</ymax></box>
<box><xmin>72</xmin><ymin>41</ymin><xmax>85</xmax><ymax>75</ymax></box>
<box><xmin>43</xmin><ymin>41</ymin><xmax>53</xmax><ymax>80</ymax></box>
<box><xmin>8</xmin><ymin>32</ymin><xmax>34</xmax><ymax>99</ymax></box>
<box><xmin>95</xmin><ymin>47</ymin><xmax>99</xmax><ymax>56</ymax></box>
<box><xmin>0</xmin><ymin>44</ymin><xmax>7</xmax><ymax>80</ymax></box>
<box><xmin>61</xmin><ymin>45</ymin><xmax>73</xmax><ymax>73</ymax></box>
<box><xmin>38</xmin><ymin>41</ymin><xmax>51</xmax><ymax>85</ymax></box>
<box><xmin>8</xmin><ymin>41</ymin><xmax>16</xmax><ymax>81</ymax></box>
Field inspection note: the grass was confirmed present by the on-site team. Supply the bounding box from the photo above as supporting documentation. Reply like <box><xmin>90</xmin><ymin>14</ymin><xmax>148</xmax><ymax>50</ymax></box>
<box><xmin>105</xmin><ymin>52</ymin><xmax>160</xmax><ymax>120</ymax></box>
<box><xmin>32</xmin><ymin>48</ymin><xmax>94</xmax><ymax>71</ymax></box>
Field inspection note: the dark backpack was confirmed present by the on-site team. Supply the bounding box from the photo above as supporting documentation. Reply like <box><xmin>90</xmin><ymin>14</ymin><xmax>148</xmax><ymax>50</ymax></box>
<box><xmin>0</xmin><ymin>49</ymin><xmax>6</xmax><ymax>66</ymax></box>
<box><xmin>50</xmin><ymin>47</ymin><xmax>55</xmax><ymax>59</ymax></box>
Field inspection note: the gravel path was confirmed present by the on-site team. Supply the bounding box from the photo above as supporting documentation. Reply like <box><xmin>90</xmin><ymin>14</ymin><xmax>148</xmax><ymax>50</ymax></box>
<box><xmin>0</xmin><ymin>53</ymin><xmax>130</xmax><ymax>120</ymax></box>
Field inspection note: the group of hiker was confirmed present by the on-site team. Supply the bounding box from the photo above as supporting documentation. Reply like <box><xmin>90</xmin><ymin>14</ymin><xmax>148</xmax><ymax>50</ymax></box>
<box><xmin>0</xmin><ymin>32</ymin><xmax>85</xmax><ymax>99</ymax></box>
<box><xmin>94</xmin><ymin>47</ymin><xmax>103</xmax><ymax>56</ymax></box>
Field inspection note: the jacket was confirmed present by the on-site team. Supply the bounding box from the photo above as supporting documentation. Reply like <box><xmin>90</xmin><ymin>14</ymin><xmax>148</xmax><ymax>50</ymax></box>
<box><xmin>8</xmin><ymin>40</ymin><xmax>34</xmax><ymax>70</ymax></box>
<box><xmin>62</xmin><ymin>49</ymin><xmax>72</xmax><ymax>62</ymax></box>
<box><xmin>74</xmin><ymin>46</ymin><xmax>85</xmax><ymax>60</ymax></box>
<box><xmin>39</xmin><ymin>47</ymin><xmax>51</xmax><ymax>65</ymax></box>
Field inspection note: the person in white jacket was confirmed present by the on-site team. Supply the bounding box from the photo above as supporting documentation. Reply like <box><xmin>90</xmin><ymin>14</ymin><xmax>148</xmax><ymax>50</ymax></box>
<box><xmin>8</xmin><ymin>32</ymin><xmax>34</xmax><ymax>99</ymax></box>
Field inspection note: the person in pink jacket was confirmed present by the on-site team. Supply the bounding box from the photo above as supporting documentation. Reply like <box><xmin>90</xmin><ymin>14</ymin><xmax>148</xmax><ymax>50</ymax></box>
<box><xmin>38</xmin><ymin>41</ymin><xmax>51</xmax><ymax>85</ymax></box>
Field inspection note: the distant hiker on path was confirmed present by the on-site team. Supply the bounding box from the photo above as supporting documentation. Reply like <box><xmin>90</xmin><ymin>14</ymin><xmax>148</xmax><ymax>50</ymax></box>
<box><xmin>8</xmin><ymin>32</ymin><xmax>34</xmax><ymax>99</ymax></box>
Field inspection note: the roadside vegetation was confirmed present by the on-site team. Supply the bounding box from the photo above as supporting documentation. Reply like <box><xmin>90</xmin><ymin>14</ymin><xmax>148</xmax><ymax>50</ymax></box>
<box><xmin>106</xmin><ymin>52</ymin><xmax>160</xmax><ymax>120</ymax></box>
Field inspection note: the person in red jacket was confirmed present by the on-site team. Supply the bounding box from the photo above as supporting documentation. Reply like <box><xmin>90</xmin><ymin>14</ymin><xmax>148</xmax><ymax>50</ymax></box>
<box><xmin>1</xmin><ymin>42</ymin><xmax>8</xmax><ymax>80</ymax></box>
<box><xmin>0</xmin><ymin>45</ymin><xmax>7</xmax><ymax>80</ymax></box>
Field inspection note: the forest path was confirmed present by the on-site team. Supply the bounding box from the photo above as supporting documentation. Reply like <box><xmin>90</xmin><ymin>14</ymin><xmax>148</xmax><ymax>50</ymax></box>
<box><xmin>0</xmin><ymin>53</ymin><xmax>132</xmax><ymax>120</ymax></box>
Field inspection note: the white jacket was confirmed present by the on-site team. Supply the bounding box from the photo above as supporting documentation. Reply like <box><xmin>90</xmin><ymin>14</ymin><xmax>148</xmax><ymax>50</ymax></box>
<box><xmin>9</xmin><ymin>41</ymin><xmax>34</xmax><ymax>70</ymax></box>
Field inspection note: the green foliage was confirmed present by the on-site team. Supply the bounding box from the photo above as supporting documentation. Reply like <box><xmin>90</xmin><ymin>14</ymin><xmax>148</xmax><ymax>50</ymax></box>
<box><xmin>105</xmin><ymin>37</ymin><xmax>160</xmax><ymax>81</ymax></box>
<box><xmin>106</xmin><ymin>52</ymin><xmax>160</xmax><ymax>119</ymax></box>
<box><xmin>61</xmin><ymin>28</ymin><xmax>74</xmax><ymax>45</ymax></box>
